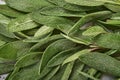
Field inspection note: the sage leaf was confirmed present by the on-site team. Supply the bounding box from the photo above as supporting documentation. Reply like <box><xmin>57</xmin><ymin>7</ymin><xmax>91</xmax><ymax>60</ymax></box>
<box><xmin>15</xmin><ymin>52</ymin><xmax>42</xmax><ymax>68</ymax></box>
<box><xmin>30</xmin><ymin>34</ymin><xmax>64</xmax><ymax>51</ymax></box>
<box><xmin>79</xmin><ymin>52</ymin><xmax>120</xmax><ymax>76</ymax></box>
<box><xmin>61</xmin><ymin>61</ymin><xmax>74</xmax><ymax>80</ymax></box>
<box><xmin>47</xmin><ymin>0</ymin><xmax>99</xmax><ymax>11</ymax></box>
<box><xmin>41</xmin><ymin>66</ymin><xmax>60</xmax><ymax>80</ymax></box>
<box><xmin>0</xmin><ymin>63</ymin><xmax>14</xmax><ymax>75</ymax></box>
<box><xmin>5</xmin><ymin>0</ymin><xmax>54</xmax><ymax>12</ymax></box>
<box><xmin>69</xmin><ymin>60</ymin><xmax>88</xmax><ymax>80</ymax></box>
<box><xmin>0</xmin><ymin>14</ymin><xmax>10</xmax><ymax>25</ymax></box>
<box><xmin>65</xmin><ymin>0</ymin><xmax>105</xmax><ymax>6</ymax></box>
<box><xmin>62</xmin><ymin>49</ymin><xmax>90</xmax><ymax>65</ymax></box>
<box><xmin>94</xmin><ymin>33</ymin><xmax>120</xmax><ymax>50</ymax></box>
<box><xmin>8</xmin><ymin>14</ymin><xmax>38</xmax><ymax>32</ymax></box>
<box><xmin>0</xmin><ymin>5</ymin><xmax>24</xmax><ymax>17</ymax></box>
<box><xmin>40</xmin><ymin>6</ymin><xmax>86</xmax><ymax>17</ymax></box>
<box><xmin>34</xmin><ymin>25</ymin><xmax>54</xmax><ymax>39</ymax></box>
<box><xmin>39</xmin><ymin>39</ymin><xmax>76</xmax><ymax>73</ymax></box>
<box><xmin>47</xmin><ymin>47</ymin><xmax>79</xmax><ymax>67</ymax></box>
<box><xmin>10</xmin><ymin>63</ymin><xmax>40</xmax><ymax>80</ymax></box>
<box><xmin>32</xmin><ymin>12</ymin><xmax>74</xmax><ymax>34</ymax></box>
<box><xmin>82</xmin><ymin>26</ymin><xmax>107</xmax><ymax>37</ymax></box>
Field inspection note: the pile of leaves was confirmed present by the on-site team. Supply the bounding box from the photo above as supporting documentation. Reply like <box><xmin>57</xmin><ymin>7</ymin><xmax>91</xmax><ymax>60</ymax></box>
<box><xmin>0</xmin><ymin>0</ymin><xmax>120</xmax><ymax>80</ymax></box>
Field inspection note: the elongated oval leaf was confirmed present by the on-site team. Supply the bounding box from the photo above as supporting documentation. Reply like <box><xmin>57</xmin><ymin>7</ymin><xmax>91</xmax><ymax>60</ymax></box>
<box><xmin>0</xmin><ymin>5</ymin><xmax>24</xmax><ymax>17</ymax></box>
<box><xmin>40</xmin><ymin>6</ymin><xmax>86</xmax><ymax>17</ymax></box>
<box><xmin>62</xmin><ymin>49</ymin><xmax>90</xmax><ymax>65</ymax></box>
<box><xmin>79</xmin><ymin>52</ymin><xmax>120</xmax><ymax>76</ymax></box>
<box><xmin>30</xmin><ymin>34</ymin><xmax>64</xmax><ymax>51</ymax></box>
<box><xmin>47</xmin><ymin>47</ymin><xmax>79</xmax><ymax>67</ymax></box>
<box><xmin>47</xmin><ymin>0</ymin><xmax>99</xmax><ymax>11</ymax></box>
<box><xmin>8</xmin><ymin>14</ymin><xmax>38</xmax><ymax>32</ymax></box>
<box><xmin>40</xmin><ymin>39</ymin><xmax>76</xmax><ymax>73</ymax></box>
<box><xmin>82</xmin><ymin>26</ymin><xmax>107</xmax><ymax>37</ymax></box>
<box><xmin>68</xmin><ymin>11</ymin><xmax>112</xmax><ymax>34</ymax></box>
<box><xmin>94</xmin><ymin>33</ymin><xmax>120</xmax><ymax>50</ymax></box>
<box><xmin>41</xmin><ymin>66</ymin><xmax>60</xmax><ymax>80</ymax></box>
<box><xmin>5</xmin><ymin>0</ymin><xmax>54</xmax><ymax>12</ymax></box>
<box><xmin>10</xmin><ymin>63</ymin><xmax>40</xmax><ymax>80</ymax></box>
<box><xmin>32</xmin><ymin>11</ymin><xmax>74</xmax><ymax>34</ymax></box>
<box><xmin>15</xmin><ymin>52</ymin><xmax>42</xmax><ymax>68</ymax></box>
<box><xmin>65</xmin><ymin>0</ymin><xmax>105</xmax><ymax>6</ymax></box>
<box><xmin>0</xmin><ymin>14</ymin><xmax>10</xmax><ymax>25</ymax></box>
<box><xmin>34</xmin><ymin>25</ymin><xmax>54</xmax><ymax>39</ymax></box>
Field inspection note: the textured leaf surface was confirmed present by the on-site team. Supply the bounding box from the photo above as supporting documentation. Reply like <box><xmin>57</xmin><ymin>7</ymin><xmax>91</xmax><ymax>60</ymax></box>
<box><xmin>41</xmin><ymin>66</ymin><xmax>60</xmax><ymax>80</ymax></box>
<box><xmin>34</xmin><ymin>25</ymin><xmax>54</xmax><ymax>39</ymax></box>
<box><xmin>5</xmin><ymin>0</ymin><xmax>54</xmax><ymax>12</ymax></box>
<box><xmin>32</xmin><ymin>12</ymin><xmax>74</xmax><ymax>34</ymax></box>
<box><xmin>10</xmin><ymin>63</ymin><xmax>40</xmax><ymax>80</ymax></box>
<box><xmin>15</xmin><ymin>52</ymin><xmax>42</xmax><ymax>68</ymax></box>
<box><xmin>82</xmin><ymin>26</ymin><xmax>107</xmax><ymax>37</ymax></box>
<box><xmin>8</xmin><ymin>14</ymin><xmax>38</xmax><ymax>32</ymax></box>
<box><xmin>79</xmin><ymin>52</ymin><xmax>120</xmax><ymax>76</ymax></box>
<box><xmin>0</xmin><ymin>5</ymin><xmax>24</xmax><ymax>17</ymax></box>
<box><xmin>47</xmin><ymin>47</ymin><xmax>79</xmax><ymax>67</ymax></box>
<box><xmin>30</xmin><ymin>35</ymin><xmax>64</xmax><ymax>51</ymax></box>
<box><xmin>48</xmin><ymin>0</ymin><xmax>98</xmax><ymax>11</ymax></box>
<box><xmin>40</xmin><ymin>39</ymin><xmax>76</xmax><ymax>73</ymax></box>
<box><xmin>0</xmin><ymin>41</ymin><xmax>31</xmax><ymax>60</ymax></box>
<box><xmin>65</xmin><ymin>0</ymin><xmax>105</xmax><ymax>6</ymax></box>
<box><xmin>63</xmin><ymin>49</ymin><xmax>90</xmax><ymax>65</ymax></box>
<box><xmin>40</xmin><ymin>6</ymin><xmax>86</xmax><ymax>17</ymax></box>
<box><xmin>94</xmin><ymin>33</ymin><xmax>120</xmax><ymax>50</ymax></box>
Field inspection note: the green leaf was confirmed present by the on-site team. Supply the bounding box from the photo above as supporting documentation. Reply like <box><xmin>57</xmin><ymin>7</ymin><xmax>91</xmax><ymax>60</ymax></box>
<box><xmin>10</xmin><ymin>63</ymin><xmax>40</xmax><ymax>80</ymax></box>
<box><xmin>0</xmin><ymin>14</ymin><xmax>16</xmax><ymax>38</ymax></box>
<box><xmin>32</xmin><ymin>11</ymin><xmax>74</xmax><ymax>34</ymax></box>
<box><xmin>68</xmin><ymin>11</ymin><xmax>112</xmax><ymax>35</ymax></box>
<box><xmin>105</xmin><ymin>49</ymin><xmax>117</xmax><ymax>55</ymax></box>
<box><xmin>39</xmin><ymin>39</ymin><xmax>76</xmax><ymax>73</ymax></box>
<box><xmin>47</xmin><ymin>47</ymin><xmax>79</xmax><ymax>67</ymax></box>
<box><xmin>0</xmin><ymin>5</ymin><xmax>24</xmax><ymax>17</ymax></box>
<box><xmin>62</xmin><ymin>49</ymin><xmax>90</xmax><ymax>65</ymax></box>
<box><xmin>5</xmin><ymin>0</ymin><xmax>54</xmax><ymax>12</ymax></box>
<box><xmin>34</xmin><ymin>25</ymin><xmax>54</xmax><ymax>39</ymax></box>
<box><xmin>0</xmin><ymin>40</ymin><xmax>6</xmax><ymax>47</ymax></box>
<box><xmin>61</xmin><ymin>61</ymin><xmax>74</xmax><ymax>80</ymax></box>
<box><xmin>0</xmin><ymin>63</ymin><xmax>14</xmax><ymax>74</ymax></box>
<box><xmin>0</xmin><ymin>34</ymin><xmax>16</xmax><ymax>42</ymax></box>
<box><xmin>94</xmin><ymin>33</ymin><xmax>120</xmax><ymax>50</ymax></box>
<box><xmin>15</xmin><ymin>52</ymin><xmax>42</xmax><ymax>68</ymax></box>
<box><xmin>0</xmin><ymin>24</ymin><xmax>16</xmax><ymax>38</ymax></box>
<box><xmin>65</xmin><ymin>0</ymin><xmax>105</xmax><ymax>6</ymax></box>
<box><xmin>79</xmin><ymin>52</ymin><xmax>120</xmax><ymax>77</ymax></box>
<box><xmin>105</xmin><ymin>3</ymin><xmax>120</xmax><ymax>12</ymax></box>
<box><xmin>30</xmin><ymin>34</ymin><xmax>64</xmax><ymax>51</ymax></box>
<box><xmin>41</xmin><ymin>66</ymin><xmax>60</xmax><ymax>80</ymax></box>
<box><xmin>78</xmin><ymin>71</ymin><xmax>99</xmax><ymax>80</ymax></box>
<box><xmin>40</xmin><ymin>6</ymin><xmax>86</xmax><ymax>17</ymax></box>
<box><xmin>62</xmin><ymin>34</ymin><xmax>91</xmax><ymax>45</ymax></box>
<box><xmin>50</xmin><ymin>62</ymin><xmax>74</xmax><ymax>80</ymax></box>
<box><xmin>0</xmin><ymin>13</ymin><xmax>10</xmax><ymax>25</ymax></box>
<box><xmin>8</xmin><ymin>14</ymin><xmax>38</xmax><ymax>32</ymax></box>
<box><xmin>0</xmin><ymin>41</ymin><xmax>31</xmax><ymax>60</ymax></box>
<box><xmin>82</xmin><ymin>26</ymin><xmax>107</xmax><ymax>37</ymax></box>
<box><xmin>47</xmin><ymin>0</ymin><xmax>99</xmax><ymax>11</ymax></box>
<box><xmin>69</xmin><ymin>60</ymin><xmax>87</xmax><ymax>80</ymax></box>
